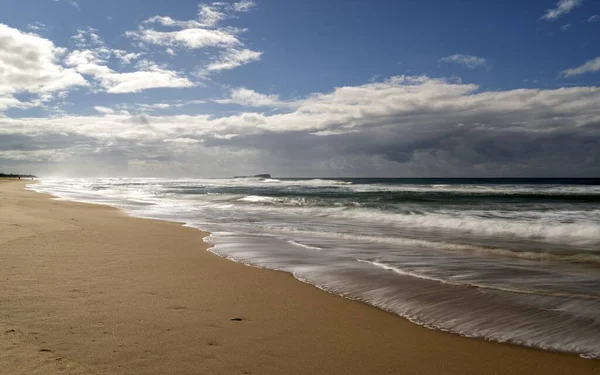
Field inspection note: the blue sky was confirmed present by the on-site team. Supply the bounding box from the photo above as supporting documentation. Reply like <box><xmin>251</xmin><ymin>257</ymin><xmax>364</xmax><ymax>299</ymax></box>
<box><xmin>1</xmin><ymin>0</ymin><xmax>600</xmax><ymax>177</ymax></box>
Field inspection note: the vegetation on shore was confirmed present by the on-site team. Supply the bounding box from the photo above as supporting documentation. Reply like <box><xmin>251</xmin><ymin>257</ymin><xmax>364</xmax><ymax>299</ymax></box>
<box><xmin>0</xmin><ymin>173</ymin><xmax>37</xmax><ymax>178</ymax></box>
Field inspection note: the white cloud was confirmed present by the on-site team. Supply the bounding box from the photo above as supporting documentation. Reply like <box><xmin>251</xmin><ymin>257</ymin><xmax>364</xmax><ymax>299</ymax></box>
<box><xmin>71</xmin><ymin>27</ymin><xmax>103</xmax><ymax>47</ymax></box>
<box><xmin>52</xmin><ymin>0</ymin><xmax>79</xmax><ymax>10</ymax></box>
<box><xmin>27</xmin><ymin>22</ymin><xmax>47</xmax><ymax>31</ymax></box>
<box><xmin>112</xmin><ymin>50</ymin><xmax>143</xmax><ymax>64</ymax></box>
<box><xmin>215</xmin><ymin>88</ymin><xmax>297</xmax><ymax>108</ymax></box>
<box><xmin>204</xmin><ymin>48</ymin><xmax>262</xmax><ymax>73</ymax></box>
<box><xmin>70</xmin><ymin>28</ymin><xmax>142</xmax><ymax>66</ymax></box>
<box><xmin>439</xmin><ymin>54</ymin><xmax>488</xmax><ymax>69</ymax></box>
<box><xmin>588</xmin><ymin>15</ymin><xmax>600</xmax><ymax>22</ymax></box>
<box><xmin>102</xmin><ymin>70</ymin><xmax>193</xmax><ymax>94</ymax></box>
<box><xmin>0</xmin><ymin>96</ymin><xmax>36</xmax><ymax>112</ymax></box>
<box><xmin>127</xmin><ymin>2</ymin><xmax>259</xmax><ymax>76</ymax></box>
<box><xmin>65</xmin><ymin>49</ymin><xmax>103</xmax><ymax>66</ymax></box>
<box><xmin>561</xmin><ymin>56</ymin><xmax>600</xmax><ymax>77</ymax></box>
<box><xmin>198</xmin><ymin>3</ymin><xmax>228</xmax><ymax>27</ymax></box>
<box><xmin>0</xmin><ymin>23</ymin><xmax>87</xmax><ymax>111</ymax></box>
<box><xmin>66</xmin><ymin>53</ymin><xmax>195</xmax><ymax>93</ymax></box>
<box><xmin>64</xmin><ymin>28</ymin><xmax>193</xmax><ymax>94</ymax></box>
<box><xmin>94</xmin><ymin>106</ymin><xmax>114</xmax><ymax>114</ymax></box>
<box><xmin>198</xmin><ymin>1</ymin><xmax>256</xmax><ymax>26</ymax></box>
<box><xmin>233</xmin><ymin>0</ymin><xmax>255</xmax><ymax>12</ymax></box>
<box><xmin>150</xmin><ymin>103</ymin><xmax>171</xmax><ymax>109</ymax></box>
<box><xmin>561</xmin><ymin>23</ymin><xmax>572</xmax><ymax>31</ymax></box>
<box><xmin>142</xmin><ymin>16</ymin><xmax>206</xmax><ymax>29</ymax></box>
<box><xmin>127</xmin><ymin>27</ymin><xmax>240</xmax><ymax>49</ymax></box>
<box><xmin>134</xmin><ymin>99</ymin><xmax>207</xmax><ymax>111</ymax></box>
<box><xmin>163</xmin><ymin>137</ymin><xmax>200</xmax><ymax>144</ymax></box>
<box><xmin>541</xmin><ymin>0</ymin><xmax>583</xmax><ymax>21</ymax></box>
<box><xmin>70</xmin><ymin>27</ymin><xmax>141</xmax><ymax>65</ymax></box>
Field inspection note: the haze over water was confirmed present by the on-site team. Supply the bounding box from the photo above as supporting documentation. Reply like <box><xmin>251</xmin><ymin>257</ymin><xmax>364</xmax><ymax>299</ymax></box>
<box><xmin>30</xmin><ymin>177</ymin><xmax>600</xmax><ymax>359</ymax></box>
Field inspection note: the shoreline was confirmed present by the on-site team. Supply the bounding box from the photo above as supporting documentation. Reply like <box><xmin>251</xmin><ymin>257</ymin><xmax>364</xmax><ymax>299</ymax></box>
<box><xmin>0</xmin><ymin>180</ymin><xmax>598</xmax><ymax>374</ymax></box>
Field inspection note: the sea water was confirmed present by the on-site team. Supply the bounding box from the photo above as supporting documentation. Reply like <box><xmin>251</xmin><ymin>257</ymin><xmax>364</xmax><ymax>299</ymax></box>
<box><xmin>29</xmin><ymin>177</ymin><xmax>600</xmax><ymax>359</ymax></box>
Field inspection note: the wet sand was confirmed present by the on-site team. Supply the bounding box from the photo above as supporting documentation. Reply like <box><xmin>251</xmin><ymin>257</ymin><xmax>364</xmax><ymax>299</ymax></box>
<box><xmin>0</xmin><ymin>180</ymin><xmax>598</xmax><ymax>374</ymax></box>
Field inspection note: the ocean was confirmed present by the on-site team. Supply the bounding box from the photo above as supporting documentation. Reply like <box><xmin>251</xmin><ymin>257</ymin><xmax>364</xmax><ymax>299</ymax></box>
<box><xmin>29</xmin><ymin>177</ymin><xmax>600</xmax><ymax>359</ymax></box>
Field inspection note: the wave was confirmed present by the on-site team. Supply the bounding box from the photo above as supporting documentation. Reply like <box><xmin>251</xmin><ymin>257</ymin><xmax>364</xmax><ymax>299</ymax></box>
<box><xmin>356</xmin><ymin>259</ymin><xmax>452</xmax><ymax>284</ymax></box>
<box><xmin>238</xmin><ymin>195</ymin><xmax>278</xmax><ymax>203</ymax></box>
<box><xmin>327</xmin><ymin>208</ymin><xmax>600</xmax><ymax>245</ymax></box>
<box><xmin>347</xmin><ymin>183</ymin><xmax>600</xmax><ymax>197</ymax></box>
<box><xmin>357</xmin><ymin>260</ymin><xmax>600</xmax><ymax>300</ymax></box>
<box><xmin>30</xmin><ymin>179</ymin><xmax>600</xmax><ymax>245</ymax></box>
<box><xmin>191</xmin><ymin>199</ymin><xmax>600</xmax><ymax>245</ymax></box>
<box><xmin>266</xmin><ymin>226</ymin><xmax>600</xmax><ymax>265</ymax></box>
<box><xmin>287</xmin><ymin>240</ymin><xmax>323</xmax><ymax>251</ymax></box>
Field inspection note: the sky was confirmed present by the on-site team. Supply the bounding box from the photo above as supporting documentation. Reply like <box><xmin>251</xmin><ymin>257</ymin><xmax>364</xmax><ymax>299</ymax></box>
<box><xmin>1</xmin><ymin>0</ymin><xmax>600</xmax><ymax>177</ymax></box>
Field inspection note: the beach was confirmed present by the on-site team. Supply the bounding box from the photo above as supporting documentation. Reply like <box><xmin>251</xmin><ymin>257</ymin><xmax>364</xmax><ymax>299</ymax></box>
<box><xmin>0</xmin><ymin>180</ymin><xmax>598</xmax><ymax>375</ymax></box>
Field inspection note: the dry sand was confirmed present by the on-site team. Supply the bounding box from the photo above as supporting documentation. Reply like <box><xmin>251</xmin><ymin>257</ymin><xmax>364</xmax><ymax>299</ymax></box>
<box><xmin>0</xmin><ymin>179</ymin><xmax>598</xmax><ymax>375</ymax></box>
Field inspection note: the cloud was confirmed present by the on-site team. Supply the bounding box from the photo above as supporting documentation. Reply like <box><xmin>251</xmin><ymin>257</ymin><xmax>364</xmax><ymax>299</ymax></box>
<box><xmin>127</xmin><ymin>1</ymin><xmax>260</xmax><ymax>76</ymax></box>
<box><xmin>0</xmin><ymin>23</ymin><xmax>87</xmax><ymax>111</ymax></box>
<box><xmin>93</xmin><ymin>106</ymin><xmax>114</xmax><ymax>114</ymax></box>
<box><xmin>52</xmin><ymin>0</ymin><xmax>79</xmax><ymax>10</ymax></box>
<box><xmin>63</xmin><ymin>28</ymin><xmax>193</xmax><ymax>94</ymax></box>
<box><xmin>2</xmin><ymin>76</ymin><xmax>600</xmax><ymax>177</ymax></box>
<box><xmin>215</xmin><ymin>88</ymin><xmax>297</xmax><ymax>107</ymax></box>
<box><xmin>588</xmin><ymin>15</ymin><xmax>600</xmax><ymax>22</ymax></box>
<box><xmin>561</xmin><ymin>23</ymin><xmax>572</xmax><ymax>31</ymax></box>
<box><xmin>112</xmin><ymin>50</ymin><xmax>143</xmax><ymax>65</ymax></box>
<box><xmin>541</xmin><ymin>0</ymin><xmax>583</xmax><ymax>21</ymax></box>
<box><xmin>126</xmin><ymin>27</ymin><xmax>240</xmax><ymax>49</ymax></box>
<box><xmin>27</xmin><ymin>22</ymin><xmax>47</xmax><ymax>31</ymax></box>
<box><xmin>69</xmin><ymin>27</ymin><xmax>142</xmax><ymax>65</ymax></box>
<box><xmin>141</xmin><ymin>16</ymin><xmax>205</xmax><ymax>29</ymax></box>
<box><xmin>439</xmin><ymin>54</ymin><xmax>488</xmax><ymax>69</ymax></box>
<box><xmin>0</xmin><ymin>96</ymin><xmax>35</xmax><ymax>112</ymax></box>
<box><xmin>71</xmin><ymin>27</ymin><xmax>103</xmax><ymax>48</ymax></box>
<box><xmin>134</xmin><ymin>99</ymin><xmax>207</xmax><ymax>111</ymax></box>
<box><xmin>198</xmin><ymin>1</ymin><xmax>256</xmax><ymax>26</ymax></box>
<box><xmin>233</xmin><ymin>0</ymin><xmax>255</xmax><ymax>12</ymax></box>
<box><xmin>198</xmin><ymin>3</ymin><xmax>228</xmax><ymax>27</ymax></box>
<box><xmin>66</xmin><ymin>53</ymin><xmax>195</xmax><ymax>93</ymax></box>
<box><xmin>561</xmin><ymin>56</ymin><xmax>600</xmax><ymax>77</ymax></box>
<box><xmin>203</xmin><ymin>48</ymin><xmax>262</xmax><ymax>73</ymax></box>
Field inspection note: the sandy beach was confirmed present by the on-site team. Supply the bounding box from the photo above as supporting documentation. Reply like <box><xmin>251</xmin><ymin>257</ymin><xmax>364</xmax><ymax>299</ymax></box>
<box><xmin>0</xmin><ymin>180</ymin><xmax>597</xmax><ymax>375</ymax></box>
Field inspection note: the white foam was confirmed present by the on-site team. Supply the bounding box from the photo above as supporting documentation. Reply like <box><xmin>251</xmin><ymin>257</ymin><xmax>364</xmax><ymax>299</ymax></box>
<box><xmin>287</xmin><ymin>240</ymin><xmax>323</xmax><ymax>251</ymax></box>
<box><xmin>357</xmin><ymin>259</ymin><xmax>452</xmax><ymax>284</ymax></box>
<box><xmin>328</xmin><ymin>208</ymin><xmax>600</xmax><ymax>244</ymax></box>
<box><xmin>357</xmin><ymin>259</ymin><xmax>600</xmax><ymax>300</ymax></box>
<box><xmin>238</xmin><ymin>195</ymin><xmax>278</xmax><ymax>203</ymax></box>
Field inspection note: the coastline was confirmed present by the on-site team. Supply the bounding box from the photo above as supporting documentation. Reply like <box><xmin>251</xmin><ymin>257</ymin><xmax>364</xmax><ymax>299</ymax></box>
<box><xmin>0</xmin><ymin>180</ymin><xmax>598</xmax><ymax>374</ymax></box>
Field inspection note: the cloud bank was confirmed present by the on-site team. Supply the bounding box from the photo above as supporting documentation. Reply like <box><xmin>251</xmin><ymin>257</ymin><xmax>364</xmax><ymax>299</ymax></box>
<box><xmin>2</xmin><ymin>76</ymin><xmax>599</xmax><ymax>177</ymax></box>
